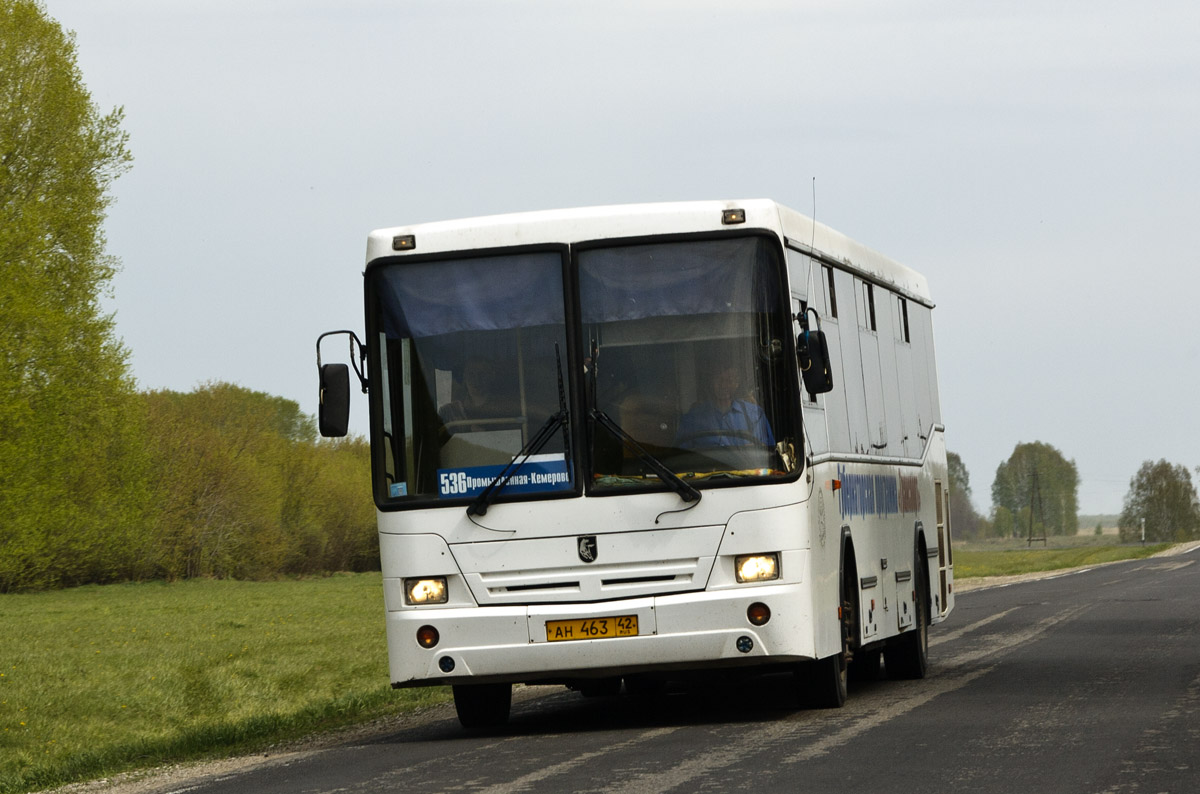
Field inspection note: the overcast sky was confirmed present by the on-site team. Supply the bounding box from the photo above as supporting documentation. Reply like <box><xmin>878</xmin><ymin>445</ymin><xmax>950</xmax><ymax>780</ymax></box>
<box><xmin>51</xmin><ymin>0</ymin><xmax>1200</xmax><ymax>516</ymax></box>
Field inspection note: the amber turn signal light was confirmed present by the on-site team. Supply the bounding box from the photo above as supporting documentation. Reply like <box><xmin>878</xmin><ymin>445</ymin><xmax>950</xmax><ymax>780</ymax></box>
<box><xmin>747</xmin><ymin>602</ymin><xmax>771</xmax><ymax>626</ymax></box>
<box><xmin>416</xmin><ymin>625</ymin><xmax>440</xmax><ymax>649</ymax></box>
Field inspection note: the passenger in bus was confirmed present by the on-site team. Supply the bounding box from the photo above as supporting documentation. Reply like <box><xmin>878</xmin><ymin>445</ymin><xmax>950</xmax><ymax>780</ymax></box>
<box><xmin>676</xmin><ymin>365</ymin><xmax>774</xmax><ymax>448</ymax></box>
<box><xmin>438</xmin><ymin>357</ymin><xmax>515</xmax><ymax>428</ymax></box>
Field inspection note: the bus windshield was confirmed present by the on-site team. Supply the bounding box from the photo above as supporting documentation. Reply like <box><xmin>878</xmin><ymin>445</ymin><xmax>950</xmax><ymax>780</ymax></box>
<box><xmin>368</xmin><ymin>250</ymin><xmax>573</xmax><ymax>505</ymax></box>
<box><xmin>580</xmin><ymin>236</ymin><xmax>798</xmax><ymax>491</ymax></box>
<box><xmin>367</xmin><ymin>235</ymin><xmax>798</xmax><ymax>507</ymax></box>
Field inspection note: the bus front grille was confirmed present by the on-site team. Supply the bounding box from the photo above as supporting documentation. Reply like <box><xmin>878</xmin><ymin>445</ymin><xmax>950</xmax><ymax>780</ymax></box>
<box><xmin>466</xmin><ymin>558</ymin><xmax>709</xmax><ymax>604</ymax></box>
<box><xmin>450</xmin><ymin>525</ymin><xmax>723</xmax><ymax>605</ymax></box>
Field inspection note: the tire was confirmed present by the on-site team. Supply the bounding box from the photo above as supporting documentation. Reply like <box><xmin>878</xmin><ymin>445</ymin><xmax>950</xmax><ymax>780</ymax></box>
<box><xmin>453</xmin><ymin>683</ymin><xmax>512</xmax><ymax>729</ymax></box>
<box><xmin>796</xmin><ymin>575</ymin><xmax>851</xmax><ymax>709</ymax></box>
<box><xmin>885</xmin><ymin>563</ymin><xmax>929</xmax><ymax>680</ymax></box>
<box><xmin>800</xmin><ymin>651</ymin><xmax>848</xmax><ymax>709</ymax></box>
<box><xmin>849</xmin><ymin>648</ymin><xmax>882</xmax><ymax>682</ymax></box>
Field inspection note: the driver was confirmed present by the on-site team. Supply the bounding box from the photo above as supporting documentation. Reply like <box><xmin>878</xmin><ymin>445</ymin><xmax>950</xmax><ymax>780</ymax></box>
<box><xmin>676</xmin><ymin>365</ymin><xmax>774</xmax><ymax>449</ymax></box>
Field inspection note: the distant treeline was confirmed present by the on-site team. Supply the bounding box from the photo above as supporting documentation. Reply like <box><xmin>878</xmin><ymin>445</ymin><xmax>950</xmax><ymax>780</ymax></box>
<box><xmin>950</xmin><ymin>441</ymin><xmax>1198</xmax><ymax>543</ymax></box>
<box><xmin>0</xmin><ymin>383</ymin><xmax>377</xmax><ymax>592</ymax></box>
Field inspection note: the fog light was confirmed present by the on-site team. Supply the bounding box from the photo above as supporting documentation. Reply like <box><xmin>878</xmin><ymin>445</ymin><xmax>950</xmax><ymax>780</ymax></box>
<box><xmin>438</xmin><ymin>656</ymin><xmax>456</xmax><ymax>673</ymax></box>
<box><xmin>735</xmin><ymin>553</ymin><xmax>780</xmax><ymax>583</ymax></box>
<box><xmin>405</xmin><ymin>577</ymin><xmax>448</xmax><ymax>605</ymax></box>
<box><xmin>747</xmin><ymin>602</ymin><xmax>771</xmax><ymax>626</ymax></box>
<box><xmin>416</xmin><ymin>625</ymin><xmax>440</xmax><ymax>648</ymax></box>
<box><xmin>736</xmin><ymin>635</ymin><xmax>754</xmax><ymax>653</ymax></box>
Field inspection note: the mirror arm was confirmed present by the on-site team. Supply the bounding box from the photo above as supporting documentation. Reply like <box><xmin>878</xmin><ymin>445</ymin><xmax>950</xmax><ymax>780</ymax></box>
<box><xmin>317</xmin><ymin>330</ymin><xmax>368</xmax><ymax>393</ymax></box>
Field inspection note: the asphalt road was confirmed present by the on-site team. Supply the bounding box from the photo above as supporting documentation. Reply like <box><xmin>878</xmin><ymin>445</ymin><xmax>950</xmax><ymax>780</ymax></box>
<box><xmin>130</xmin><ymin>549</ymin><xmax>1199</xmax><ymax>794</ymax></box>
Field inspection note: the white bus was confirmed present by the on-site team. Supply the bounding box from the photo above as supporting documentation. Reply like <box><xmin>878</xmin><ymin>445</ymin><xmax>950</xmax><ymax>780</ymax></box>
<box><xmin>317</xmin><ymin>199</ymin><xmax>954</xmax><ymax>728</ymax></box>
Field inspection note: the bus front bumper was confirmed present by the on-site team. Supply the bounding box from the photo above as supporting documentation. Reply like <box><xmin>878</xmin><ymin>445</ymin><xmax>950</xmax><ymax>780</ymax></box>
<box><xmin>387</xmin><ymin>583</ymin><xmax>819</xmax><ymax>686</ymax></box>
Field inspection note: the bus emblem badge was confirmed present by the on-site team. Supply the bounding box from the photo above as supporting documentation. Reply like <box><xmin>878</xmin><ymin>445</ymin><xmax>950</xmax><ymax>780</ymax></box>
<box><xmin>578</xmin><ymin>536</ymin><xmax>598</xmax><ymax>563</ymax></box>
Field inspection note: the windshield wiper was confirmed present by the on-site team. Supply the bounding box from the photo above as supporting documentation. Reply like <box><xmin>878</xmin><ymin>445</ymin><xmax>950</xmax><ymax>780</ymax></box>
<box><xmin>590</xmin><ymin>409</ymin><xmax>700</xmax><ymax>505</ymax></box>
<box><xmin>466</xmin><ymin>410</ymin><xmax>566</xmax><ymax>517</ymax></box>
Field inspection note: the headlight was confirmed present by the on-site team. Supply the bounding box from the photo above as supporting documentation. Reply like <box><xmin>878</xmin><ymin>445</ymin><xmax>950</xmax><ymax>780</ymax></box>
<box><xmin>735</xmin><ymin>553</ymin><xmax>780</xmax><ymax>583</ymax></box>
<box><xmin>405</xmin><ymin>577</ymin><xmax>448</xmax><ymax>605</ymax></box>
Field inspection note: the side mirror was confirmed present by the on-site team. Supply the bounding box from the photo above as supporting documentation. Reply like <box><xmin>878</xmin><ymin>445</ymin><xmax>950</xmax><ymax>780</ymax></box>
<box><xmin>316</xmin><ymin>329</ymin><xmax>367</xmax><ymax>437</ymax></box>
<box><xmin>319</xmin><ymin>363</ymin><xmax>351</xmax><ymax>437</ymax></box>
<box><xmin>797</xmin><ymin>329</ymin><xmax>834</xmax><ymax>394</ymax></box>
<box><xmin>796</xmin><ymin>307</ymin><xmax>834</xmax><ymax>395</ymax></box>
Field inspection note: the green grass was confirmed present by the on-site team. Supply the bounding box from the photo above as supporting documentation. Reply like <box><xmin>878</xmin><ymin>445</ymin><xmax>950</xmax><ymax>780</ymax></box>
<box><xmin>954</xmin><ymin>543</ymin><xmax>1172</xmax><ymax>579</ymax></box>
<box><xmin>0</xmin><ymin>573</ymin><xmax>448</xmax><ymax>794</ymax></box>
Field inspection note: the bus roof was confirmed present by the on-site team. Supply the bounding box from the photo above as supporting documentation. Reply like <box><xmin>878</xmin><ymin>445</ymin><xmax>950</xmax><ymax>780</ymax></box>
<box><xmin>368</xmin><ymin>199</ymin><xmax>932</xmax><ymax>305</ymax></box>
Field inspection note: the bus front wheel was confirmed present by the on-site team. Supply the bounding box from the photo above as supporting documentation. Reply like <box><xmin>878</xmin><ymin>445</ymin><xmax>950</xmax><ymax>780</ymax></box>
<box><xmin>800</xmin><ymin>651</ymin><xmax>848</xmax><ymax>709</ymax></box>
<box><xmin>796</xmin><ymin>586</ymin><xmax>851</xmax><ymax>709</ymax></box>
<box><xmin>453</xmin><ymin>683</ymin><xmax>512</xmax><ymax>729</ymax></box>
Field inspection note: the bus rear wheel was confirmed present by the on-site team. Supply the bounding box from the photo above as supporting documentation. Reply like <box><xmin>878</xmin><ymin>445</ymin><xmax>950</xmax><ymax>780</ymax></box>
<box><xmin>849</xmin><ymin>648</ymin><xmax>882</xmax><ymax>682</ymax></box>
<box><xmin>885</xmin><ymin>562</ymin><xmax>929</xmax><ymax>680</ymax></box>
<box><xmin>453</xmin><ymin>683</ymin><xmax>512</xmax><ymax>729</ymax></box>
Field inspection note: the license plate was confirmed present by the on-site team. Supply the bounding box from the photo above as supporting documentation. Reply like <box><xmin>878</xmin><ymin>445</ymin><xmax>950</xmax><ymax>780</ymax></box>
<box><xmin>545</xmin><ymin>615</ymin><xmax>638</xmax><ymax>643</ymax></box>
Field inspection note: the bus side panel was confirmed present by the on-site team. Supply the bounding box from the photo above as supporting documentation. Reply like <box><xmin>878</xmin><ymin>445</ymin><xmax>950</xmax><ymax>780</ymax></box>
<box><xmin>872</xmin><ymin>292</ymin><xmax>906</xmax><ymax>455</ymax></box>
<box><xmin>791</xmin><ymin>475</ymin><xmax>843</xmax><ymax>663</ymax></box>
<box><xmin>857</xmin><ymin>288</ymin><xmax>887</xmax><ymax>454</ymax></box>
<box><xmin>831</xmin><ymin>268</ymin><xmax>869</xmax><ymax>453</ymax></box>
<box><xmin>893</xmin><ymin>316</ymin><xmax>922</xmax><ymax>459</ymax></box>
<box><xmin>908</xmin><ymin>304</ymin><xmax>940</xmax><ymax>431</ymax></box>
<box><xmin>818</xmin><ymin>311</ymin><xmax>850</xmax><ymax>454</ymax></box>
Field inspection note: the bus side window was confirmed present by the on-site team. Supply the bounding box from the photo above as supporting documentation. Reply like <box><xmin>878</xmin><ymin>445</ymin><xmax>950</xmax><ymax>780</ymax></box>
<box><xmin>858</xmin><ymin>280</ymin><xmax>876</xmax><ymax>331</ymax></box>
<box><xmin>896</xmin><ymin>296</ymin><xmax>910</xmax><ymax>343</ymax></box>
<box><xmin>823</xmin><ymin>264</ymin><xmax>838</xmax><ymax>319</ymax></box>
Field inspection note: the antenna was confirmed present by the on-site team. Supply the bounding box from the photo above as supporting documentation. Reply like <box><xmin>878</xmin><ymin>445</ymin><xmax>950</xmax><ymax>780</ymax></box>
<box><xmin>803</xmin><ymin>176</ymin><xmax>820</xmax><ymax>314</ymax></box>
<box><xmin>811</xmin><ymin>176</ymin><xmax>817</xmax><ymax>251</ymax></box>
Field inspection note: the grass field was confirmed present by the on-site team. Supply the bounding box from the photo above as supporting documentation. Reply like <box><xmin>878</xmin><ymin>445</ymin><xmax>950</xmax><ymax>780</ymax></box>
<box><xmin>0</xmin><ymin>542</ymin><xmax>1180</xmax><ymax>794</ymax></box>
<box><xmin>952</xmin><ymin>540</ymin><xmax>1171</xmax><ymax>578</ymax></box>
<box><xmin>0</xmin><ymin>573</ymin><xmax>447</xmax><ymax>794</ymax></box>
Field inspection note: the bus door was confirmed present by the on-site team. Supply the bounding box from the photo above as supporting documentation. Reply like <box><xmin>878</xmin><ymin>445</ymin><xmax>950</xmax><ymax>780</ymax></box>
<box><xmin>935</xmin><ymin>480</ymin><xmax>951</xmax><ymax>616</ymax></box>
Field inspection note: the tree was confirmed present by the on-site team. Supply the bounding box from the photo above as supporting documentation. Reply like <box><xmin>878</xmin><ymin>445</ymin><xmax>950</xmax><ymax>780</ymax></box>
<box><xmin>1118</xmin><ymin>460</ymin><xmax>1200</xmax><ymax>543</ymax></box>
<box><xmin>991</xmin><ymin>505</ymin><xmax>1014</xmax><ymax>538</ymax></box>
<box><xmin>947</xmin><ymin>451</ymin><xmax>984</xmax><ymax>538</ymax></box>
<box><xmin>141</xmin><ymin>383</ymin><xmax>378</xmax><ymax>580</ymax></box>
<box><xmin>991</xmin><ymin>442</ymin><xmax>1079</xmax><ymax>538</ymax></box>
<box><xmin>0</xmin><ymin>1</ymin><xmax>143</xmax><ymax>591</ymax></box>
